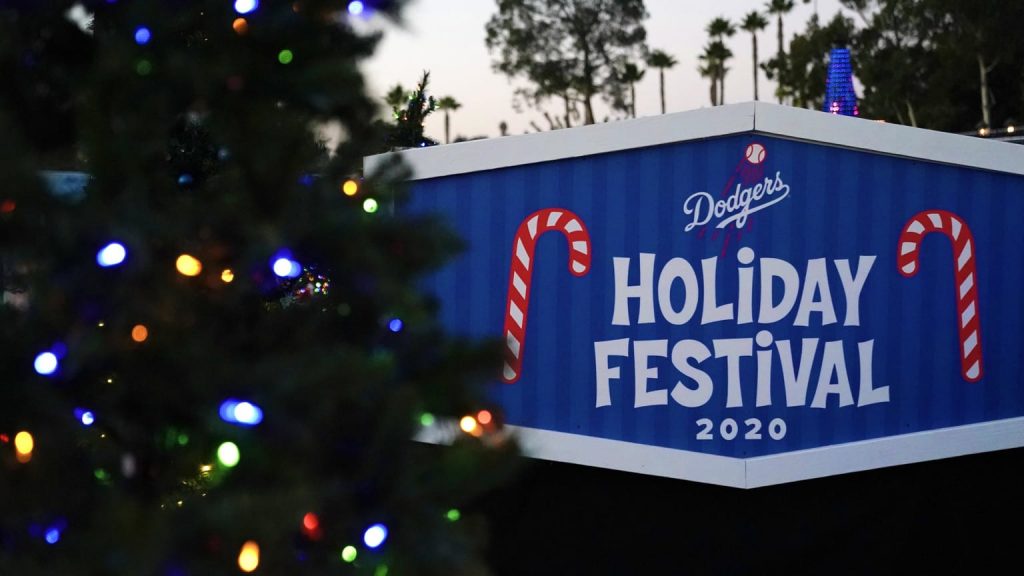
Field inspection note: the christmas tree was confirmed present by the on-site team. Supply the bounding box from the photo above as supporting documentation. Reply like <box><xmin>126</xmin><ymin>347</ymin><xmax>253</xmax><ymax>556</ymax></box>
<box><xmin>0</xmin><ymin>1</ymin><xmax>514</xmax><ymax>574</ymax></box>
<box><xmin>823</xmin><ymin>47</ymin><xmax>858</xmax><ymax>117</ymax></box>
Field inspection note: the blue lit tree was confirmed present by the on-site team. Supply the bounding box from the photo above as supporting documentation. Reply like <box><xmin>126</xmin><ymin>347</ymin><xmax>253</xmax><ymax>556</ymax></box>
<box><xmin>823</xmin><ymin>47</ymin><xmax>859</xmax><ymax>116</ymax></box>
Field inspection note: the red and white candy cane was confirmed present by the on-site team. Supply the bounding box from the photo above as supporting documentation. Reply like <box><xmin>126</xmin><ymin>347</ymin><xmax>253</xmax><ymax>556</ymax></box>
<box><xmin>897</xmin><ymin>210</ymin><xmax>983</xmax><ymax>382</ymax></box>
<box><xmin>502</xmin><ymin>208</ymin><xmax>591</xmax><ymax>383</ymax></box>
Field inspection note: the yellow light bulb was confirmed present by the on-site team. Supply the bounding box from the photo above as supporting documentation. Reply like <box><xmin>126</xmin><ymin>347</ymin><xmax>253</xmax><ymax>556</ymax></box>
<box><xmin>14</xmin><ymin>431</ymin><xmax>33</xmax><ymax>455</ymax></box>
<box><xmin>238</xmin><ymin>540</ymin><xmax>260</xmax><ymax>572</ymax></box>
<box><xmin>459</xmin><ymin>416</ymin><xmax>478</xmax><ymax>434</ymax></box>
<box><xmin>176</xmin><ymin>254</ymin><xmax>202</xmax><ymax>277</ymax></box>
<box><xmin>221</xmin><ymin>269</ymin><xmax>235</xmax><ymax>283</ymax></box>
<box><xmin>342</xmin><ymin>179</ymin><xmax>359</xmax><ymax>196</ymax></box>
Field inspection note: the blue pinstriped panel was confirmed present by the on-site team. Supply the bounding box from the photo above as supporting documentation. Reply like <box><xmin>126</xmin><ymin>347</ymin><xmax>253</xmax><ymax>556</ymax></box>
<box><xmin>408</xmin><ymin>134</ymin><xmax>1024</xmax><ymax>458</ymax></box>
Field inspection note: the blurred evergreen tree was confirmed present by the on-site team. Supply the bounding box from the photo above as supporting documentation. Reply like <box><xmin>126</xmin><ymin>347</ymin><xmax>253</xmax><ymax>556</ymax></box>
<box><xmin>0</xmin><ymin>1</ymin><xmax>515</xmax><ymax>574</ymax></box>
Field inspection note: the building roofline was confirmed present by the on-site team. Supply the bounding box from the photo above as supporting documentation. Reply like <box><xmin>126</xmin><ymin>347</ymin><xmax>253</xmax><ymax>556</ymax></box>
<box><xmin>365</xmin><ymin>101</ymin><xmax>1024</xmax><ymax>181</ymax></box>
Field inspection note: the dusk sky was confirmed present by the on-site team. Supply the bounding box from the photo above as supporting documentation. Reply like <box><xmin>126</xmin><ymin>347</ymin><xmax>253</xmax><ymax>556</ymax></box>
<box><xmin>362</xmin><ymin>0</ymin><xmax>848</xmax><ymax>140</ymax></box>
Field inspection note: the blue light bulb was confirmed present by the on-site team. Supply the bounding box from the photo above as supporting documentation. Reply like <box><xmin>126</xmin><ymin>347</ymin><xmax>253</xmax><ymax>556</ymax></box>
<box><xmin>134</xmin><ymin>27</ymin><xmax>151</xmax><ymax>45</ymax></box>
<box><xmin>219</xmin><ymin>399</ymin><xmax>263</xmax><ymax>426</ymax></box>
<box><xmin>97</xmin><ymin>242</ymin><xmax>127</xmax><ymax>267</ymax></box>
<box><xmin>34</xmin><ymin>352</ymin><xmax>58</xmax><ymax>376</ymax></box>
<box><xmin>363</xmin><ymin>523</ymin><xmax>388</xmax><ymax>549</ymax></box>
<box><xmin>235</xmin><ymin>0</ymin><xmax>259</xmax><ymax>15</ymax></box>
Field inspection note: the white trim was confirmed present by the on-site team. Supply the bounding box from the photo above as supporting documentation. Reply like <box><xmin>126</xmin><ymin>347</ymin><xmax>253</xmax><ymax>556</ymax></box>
<box><xmin>745</xmin><ymin>416</ymin><xmax>1024</xmax><ymax>487</ymax></box>
<box><xmin>365</xmin><ymin>103</ymin><xmax>756</xmax><ymax>181</ymax></box>
<box><xmin>752</xmin><ymin>101</ymin><xmax>1024</xmax><ymax>177</ymax></box>
<box><xmin>415</xmin><ymin>417</ymin><xmax>1024</xmax><ymax>489</ymax></box>
<box><xmin>366</xmin><ymin>101</ymin><xmax>1024</xmax><ymax>181</ymax></box>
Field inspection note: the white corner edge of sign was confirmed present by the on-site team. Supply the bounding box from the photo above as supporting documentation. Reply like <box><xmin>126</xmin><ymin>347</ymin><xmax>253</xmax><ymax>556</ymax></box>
<box><xmin>364</xmin><ymin>102</ymin><xmax>756</xmax><ymax>182</ymax></box>
<box><xmin>413</xmin><ymin>422</ymin><xmax>747</xmax><ymax>488</ymax></box>
<box><xmin>752</xmin><ymin>101</ymin><xmax>1024</xmax><ymax>177</ymax></box>
<box><xmin>415</xmin><ymin>416</ymin><xmax>1024</xmax><ymax>489</ymax></box>
<box><xmin>745</xmin><ymin>415</ymin><xmax>1024</xmax><ymax>488</ymax></box>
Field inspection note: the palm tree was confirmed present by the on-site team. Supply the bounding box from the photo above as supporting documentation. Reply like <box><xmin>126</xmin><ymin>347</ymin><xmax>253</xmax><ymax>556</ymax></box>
<box><xmin>741</xmin><ymin>12</ymin><xmax>769</xmax><ymax>101</ymax></box>
<box><xmin>697</xmin><ymin>50</ymin><xmax>717</xmax><ymax>106</ymax></box>
<box><xmin>765</xmin><ymin>0</ymin><xmax>795</xmax><ymax>58</ymax></box>
<box><xmin>646</xmin><ymin>49</ymin><xmax>677</xmax><ymax>114</ymax></box>
<box><xmin>708</xmin><ymin>40</ymin><xmax>733</xmax><ymax>105</ymax></box>
<box><xmin>705</xmin><ymin>17</ymin><xmax>736</xmax><ymax>105</ymax></box>
<box><xmin>698</xmin><ymin>41</ymin><xmax>732</xmax><ymax>106</ymax></box>
<box><xmin>619</xmin><ymin>63</ymin><xmax>645</xmax><ymax>118</ymax></box>
<box><xmin>436</xmin><ymin>96</ymin><xmax>461</xmax><ymax>144</ymax></box>
<box><xmin>765</xmin><ymin>0</ymin><xmax>795</xmax><ymax>104</ymax></box>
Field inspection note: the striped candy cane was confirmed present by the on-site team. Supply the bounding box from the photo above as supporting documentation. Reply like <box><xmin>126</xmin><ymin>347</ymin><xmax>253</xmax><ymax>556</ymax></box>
<box><xmin>897</xmin><ymin>210</ymin><xmax>983</xmax><ymax>382</ymax></box>
<box><xmin>502</xmin><ymin>208</ymin><xmax>592</xmax><ymax>383</ymax></box>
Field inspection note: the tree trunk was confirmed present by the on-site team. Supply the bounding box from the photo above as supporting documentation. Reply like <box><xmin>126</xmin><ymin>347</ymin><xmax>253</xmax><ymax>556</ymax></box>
<box><xmin>753</xmin><ymin>34</ymin><xmax>759</xmax><ymax>101</ymax></box>
<box><xmin>905</xmin><ymin>100</ymin><xmax>918</xmax><ymax>128</ymax></box>
<box><xmin>563</xmin><ymin>95</ymin><xmax>572</xmax><ymax>128</ymax></box>
<box><xmin>444</xmin><ymin>111</ymin><xmax>450</xmax><ymax>144</ymax></box>
<box><xmin>777</xmin><ymin>15</ymin><xmax>784</xmax><ymax>57</ymax></box>
<box><xmin>709</xmin><ymin>80</ymin><xmax>717</xmax><ymax>107</ymax></box>
<box><xmin>630</xmin><ymin>83</ymin><xmax>636</xmax><ymax>118</ymax></box>
<box><xmin>719</xmin><ymin>73</ymin><xmax>725</xmax><ymax>105</ymax></box>
<box><xmin>978</xmin><ymin>53</ymin><xmax>992</xmax><ymax>129</ymax></box>
<box><xmin>659</xmin><ymin>69</ymin><xmax>666</xmax><ymax>114</ymax></box>
<box><xmin>584</xmin><ymin>95</ymin><xmax>595</xmax><ymax>124</ymax></box>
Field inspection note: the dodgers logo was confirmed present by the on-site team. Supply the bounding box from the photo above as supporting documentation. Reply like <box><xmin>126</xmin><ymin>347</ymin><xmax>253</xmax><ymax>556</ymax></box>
<box><xmin>682</xmin><ymin>143</ymin><xmax>790</xmax><ymax>233</ymax></box>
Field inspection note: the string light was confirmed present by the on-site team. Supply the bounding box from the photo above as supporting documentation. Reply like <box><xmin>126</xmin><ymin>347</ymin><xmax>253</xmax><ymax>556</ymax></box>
<box><xmin>446</xmin><ymin>508</ymin><xmax>461</xmax><ymax>522</ymax></box>
<box><xmin>341</xmin><ymin>545</ymin><xmax>358</xmax><ymax>563</ymax></box>
<box><xmin>219</xmin><ymin>400</ymin><xmax>263</xmax><ymax>426</ymax></box>
<box><xmin>363</xmin><ymin>523</ymin><xmax>388</xmax><ymax>549</ymax></box>
<box><xmin>419</xmin><ymin>412</ymin><xmax>435</xmax><ymax>427</ymax></box>
<box><xmin>14</xmin><ymin>431</ymin><xmax>33</xmax><ymax>463</ymax></box>
<box><xmin>44</xmin><ymin>527</ymin><xmax>61</xmax><ymax>545</ymax></box>
<box><xmin>74</xmin><ymin>408</ymin><xmax>95</xmax><ymax>427</ymax></box>
<box><xmin>176</xmin><ymin>254</ymin><xmax>202</xmax><ymax>276</ymax></box>
<box><xmin>272</xmin><ymin>252</ymin><xmax>301</xmax><ymax>278</ymax></box>
<box><xmin>134</xmin><ymin>26</ymin><xmax>151</xmax><ymax>45</ymax></box>
<box><xmin>347</xmin><ymin>1</ymin><xmax>365</xmax><ymax>16</ymax></box>
<box><xmin>217</xmin><ymin>441</ymin><xmax>241</xmax><ymax>467</ymax></box>
<box><xmin>342</xmin><ymin>179</ymin><xmax>359</xmax><ymax>196</ymax></box>
<box><xmin>278</xmin><ymin>49</ymin><xmax>294</xmax><ymax>65</ymax></box>
<box><xmin>302</xmin><ymin>513</ymin><xmax>319</xmax><ymax>532</ymax></box>
<box><xmin>131</xmin><ymin>324</ymin><xmax>149</xmax><ymax>343</ymax></box>
<box><xmin>221</xmin><ymin>269</ymin><xmax>235</xmax><ymax>283</ymax></box>
<box><xmin>459</xmin><ymin>415</ymin><xmax>478</xmax><ymax>434</ymax></box>
<box><xmin>96</xmin><ymin>242</ymin><xmax>127</xmax><ymax>267</ymax></box>
<box><xmin>234</xmin><ymin>0</ymin><xmax>259</xmax><ymax>15</ymax></box>
<box><xmin>34</xmin><ymin>351</ymin><xmax>59</xmax><ymax>376</ymax></box>
<box><xmin>136</xmin><ymin>59</ymin><xmax>152</xmax><ymax>76</ymax></box>
<box><xmin>301</xmin><ymin>512</ymin><xmax>321</xmax><ymax>540</ymax></box>
<box><xmin>388</xmin><ymin>318</ymin><xmax>403</xmax><ymax>333</ymax></box>
<box><xmin>233</xmin><ymin>18</ymin><xmax>248</xmax><ymax>34</ymax></box>
<box><xmin>363</xmin><ymin>198</ymin><xmax>378</xmax><ymax>213</ymax></box>
<box><xmin>476</xmin><ymin>410</ymin><xmax>492</xmax><ymax>425</ymax></box>
<box><xmin>237</xmin><ymin>540</ymin><xmax>260</xmax><ymax>572</ymax></box>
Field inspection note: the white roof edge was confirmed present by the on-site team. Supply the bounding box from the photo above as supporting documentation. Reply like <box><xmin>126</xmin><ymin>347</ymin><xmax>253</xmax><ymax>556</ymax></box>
<box><xmin>366</xmin><ymin>101</ymin><xmax>1024</xmax><ymax>181</ymax></box>
<box><xmin>752</xmin><ymin>101</ymin><xmax>1024</xmax><ymax>177</ymax></box>
<box><xmin>415</xmin><ymin>416</ymin><xmax>1024</xmax><ymax>489</ymax></box>
<box><xmin>364</xmin><ymin>102</ymin><xmax>756</xmax><ymax>181</ymax></box>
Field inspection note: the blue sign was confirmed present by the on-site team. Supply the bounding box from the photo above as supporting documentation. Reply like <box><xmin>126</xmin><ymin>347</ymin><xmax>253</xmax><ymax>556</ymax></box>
<box><xmin>387</xmin><ymin>104</ymin><xmax>1024</xmax><ymax>487</ymax></box>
